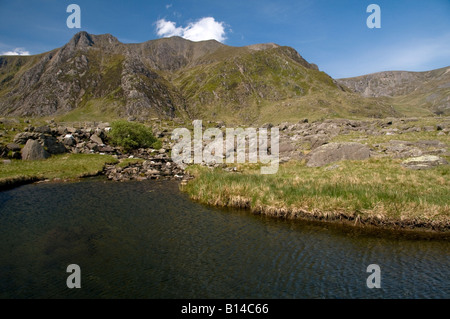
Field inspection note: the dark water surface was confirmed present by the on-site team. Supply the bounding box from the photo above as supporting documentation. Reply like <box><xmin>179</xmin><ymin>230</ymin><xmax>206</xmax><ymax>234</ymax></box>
<box><xmin>0</xmin><ymin>179</ymin><xmax>448</xmax><ymax>298</ymax></box>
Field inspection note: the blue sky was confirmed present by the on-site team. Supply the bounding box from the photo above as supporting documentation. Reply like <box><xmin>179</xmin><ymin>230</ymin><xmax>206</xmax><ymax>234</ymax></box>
<box><xmin>0</xmin><ymin>0</ymin><xmax>449</xmax><ymax>78</ymax></box>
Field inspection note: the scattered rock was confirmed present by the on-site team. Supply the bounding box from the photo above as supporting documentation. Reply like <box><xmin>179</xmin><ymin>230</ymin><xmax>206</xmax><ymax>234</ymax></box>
<box><xmin>279</xmin><ymin>142</ymin><xmax>295</xmax><ymax>153</ymax></box>
<box><xmin>13</xmin><ymin>132</ymin><xmax>44</xmax><ymax>144</ymax></box>
<box><xmin>90</xmin><ymin>134</ymin><xmax>103</xmax><ymax>145</ymax></box>
<box><xmin>402</xmin><ymin>156</ymin><xmax>448</xmax><ymax>170</ymax></box>
<box><xmin>21</xmin><ymin>139</ymin><xmax>49</xmax><ymax>161</ymax></box>
<box><xmin>307</xmin><ymin>142</ymin><xmax>371</xmax><ymax>167</ymax></box>
<box><xmin>6</xmin><ymin>143</ymin><xmax>21</xmax><ymax>151</ymax></box>
<box><xmin>34</xmin><ymin>126</ymin><xmax>52</xmax><ymax>134</ymax></box>
<box><xmin>43</xmin><ymin>136</ymin><xmax>66</xmax><ymax>154</ymax></box>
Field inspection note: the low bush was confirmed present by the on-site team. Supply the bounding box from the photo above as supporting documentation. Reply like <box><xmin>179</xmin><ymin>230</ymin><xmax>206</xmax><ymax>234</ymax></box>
<box><xmin>109</xmin><ymin>121</ymin><xmax>161</xmax><ymax>152</ymax></box>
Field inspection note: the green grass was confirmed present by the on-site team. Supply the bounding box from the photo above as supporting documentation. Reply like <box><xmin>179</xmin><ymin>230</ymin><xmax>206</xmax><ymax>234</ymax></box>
<box><xmin>329</xmin><ymin>117</ymin><xmax>450</xmax><ymax>148</ymax></box>
<box><xmin>117</xmin><ymin>158</ymin><xmax>145</xmax><ymax>168</ymax></box>
<box><xmin>56</xmin><ymin>98</ymin><xmax>121</xmax><ymax>123</ymax></box>
<box><xmin>0</xmin><ymin>153</ymin><xmax>118</xmax><ymax>187</ymax></box>
<box><xmin>183</xmin><ymin>158</ymin><xmax>450</xmax><ymax>231</ymax></box>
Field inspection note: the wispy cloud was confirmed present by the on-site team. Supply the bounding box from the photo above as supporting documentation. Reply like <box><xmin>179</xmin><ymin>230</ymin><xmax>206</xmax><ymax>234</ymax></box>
<box><xmin>330</xmin><ymin>34</ymin><xmax>450</xmax><ymax>78</ymax></box>
<box><xmin>156</xmin><ymin>17</ymin><xmax>227</xmax><ymax>43</ymax></box>
<box><xmin>1</xmin><ymin>48</ymin><xmax>30</xmax><ymax>56</ymax></box>
<box><xmin>165</xmin><ymin>4</ymin><xmax>172</xmax><ymax>10</ymax></box>
<box><xmin>380</xmin><ymin>35</ymin><xmax>450</xmax><ymax>71</ymax></box>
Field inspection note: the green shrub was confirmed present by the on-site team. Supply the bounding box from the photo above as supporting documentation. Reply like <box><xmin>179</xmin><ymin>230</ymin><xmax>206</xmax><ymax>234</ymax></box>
<box><xmin>108</xmin><ymin>121</ymin><xmax>160</xmax><ymax>152</ymax></box>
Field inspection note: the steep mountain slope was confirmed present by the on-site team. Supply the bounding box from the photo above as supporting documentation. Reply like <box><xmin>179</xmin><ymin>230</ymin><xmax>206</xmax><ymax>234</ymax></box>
<box><xmin>0</xmin><ymin>31</ymin><xmax>400</xmax><ymax>123</ymax></box>
<box><xmin>338</xmin><ymin>67</ymin><xmax>450</xmax><ymax>116</ymax></box>
<box><xmin>0</xmin><ymin>32</ymin><xmax>185</xmax><ymax>119</ymax></box>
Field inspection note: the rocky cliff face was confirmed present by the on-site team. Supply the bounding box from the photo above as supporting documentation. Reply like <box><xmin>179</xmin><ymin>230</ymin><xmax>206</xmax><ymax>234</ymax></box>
<box><xmin>338</xmin><ymin>67</ymin><xmax>450</xmax><ymax>115</ymax></box>
<box><xmin>0</xmin><ymin>31</ymin><xmax>415</xmax><ymax>121</ymax></box>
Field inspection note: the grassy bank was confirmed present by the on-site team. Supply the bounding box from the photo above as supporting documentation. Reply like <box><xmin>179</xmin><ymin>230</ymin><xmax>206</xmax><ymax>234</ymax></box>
<box><xmin>183</xmin><ymin>158</ymin><xmax>450</xmax><ymax>232</ymax></box>
<box><xmin>0</xmin><ymin>154</ymin><xmax>118</xmax><ymax>189</ymax></box>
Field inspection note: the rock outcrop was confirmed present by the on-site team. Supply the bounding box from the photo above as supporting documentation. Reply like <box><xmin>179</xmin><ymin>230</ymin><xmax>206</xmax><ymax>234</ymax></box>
<box><xmin>402</xmin><ymin>155</ymin><xmax>448</xmax><ymax>170</ymax></box>
<box><xmin>21</xmin><ymin>139</ymin><xmax>49</xmax><ymax>160</ymax></box>
<box><xmin>306</xmin><ymin>142</ymin><xmax>371</xmax><ymax>167</ymax></box>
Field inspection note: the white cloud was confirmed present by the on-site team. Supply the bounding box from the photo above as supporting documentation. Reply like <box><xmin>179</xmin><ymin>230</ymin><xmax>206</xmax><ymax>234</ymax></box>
<box><xmin>166</xmin><ymin>4</ymin><xmax>172</xmax><ymax>9</ymax></box>
<box><xmin>156</xmin><ymin>19</ymin><xmax>183</xmax><ymax>37</ymax></box>
<box><xmin>1</xmin><ymin>48</ymin><xmax>30</xmax><ymax>56</ymax></box>
<box><xmin>156</xmin><ymin>17</ymin><xmax>227</xmax><ymax>43</ymax></box>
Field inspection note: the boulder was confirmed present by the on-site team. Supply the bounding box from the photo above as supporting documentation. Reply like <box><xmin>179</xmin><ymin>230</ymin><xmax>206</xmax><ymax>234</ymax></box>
<box><xmin>305</xmin><ymin>134</ymin><xmax>329</xmax><ymax>150</ymax></box>
<box><xmin>34</xmin><ymin>126</ymin><xmax>52</xmax><ymax>134</ymax></box>
<box><xmin>279</xmin><ymin>141</ymin><xmax>295</xmax><ymax>153</ymax></box>
<box><xmin>43</xmin><ymin>136</ymin><xmax>66</xmax><ymax>154</ymax></box>
<box><xmin>90</xmin><ymin>134</ymin><xmax>103</xmax><ymax>145</ymax></box>
<box><xmin>6</xmin><ymin>143</ymin><xmax>21</xmax><ymax>151</ymax></box>
<box><xmin>0</xmin><ymin>145</ymin><xmax>8</xmax><ymax>157</ymax></box>
<box><xmin>402</xmin><ymin>156</ymin><xmax>448</xmax><ymax>170</ymax></box>
<box><xmin>307</xmin><ymin>142</ymin><xmax>370</xmax><ymax>167</ymax></box>
<box><xmin>64</xmin><ymin>135</ymin><xmax>76</xmax><ymax>146</ymax></box>
<box><xmin>13</xmin><ymin>132</ymin><xmax>44</xmax><ymax>144</ymax></box>
<box><xmin>98</xmin><ymin>145</ymin><xmax>114</xmax><ymax>153</ymax></box>
<box><xmin>21</xmin><ymin>139</ymin><xmax>49</xmax><ymax>160</ymax></box>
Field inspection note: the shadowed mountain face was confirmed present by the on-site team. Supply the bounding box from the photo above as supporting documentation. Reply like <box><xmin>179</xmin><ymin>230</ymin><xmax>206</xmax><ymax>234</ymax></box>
<box><xmin>0</xmin><ymin>31</ymin><xmax>415</xmax><ymax>122</ymax></box>
<box><xmin>338</xmin><ymin>67</ymin><xmax>450</xmax><ymax>116</ymax></box>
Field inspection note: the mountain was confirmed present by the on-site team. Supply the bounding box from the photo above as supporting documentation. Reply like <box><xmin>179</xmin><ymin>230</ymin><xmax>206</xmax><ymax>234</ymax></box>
<box><xmin>0</xmin><ymin>31</ymin><xmax>400</xmax><ymax>123</ymax></box>
<box><xmin>338</xmin><ymin>67</ymin><xmax>450</xmax><ymax>116</ymax></box>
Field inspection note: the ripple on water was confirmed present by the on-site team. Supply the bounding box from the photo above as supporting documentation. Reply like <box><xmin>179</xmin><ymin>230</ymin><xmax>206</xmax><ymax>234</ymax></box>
<box><xmin>0</xmin><ymin>179</ymin><xmax>448</xmax><ymax>298</ymax></box>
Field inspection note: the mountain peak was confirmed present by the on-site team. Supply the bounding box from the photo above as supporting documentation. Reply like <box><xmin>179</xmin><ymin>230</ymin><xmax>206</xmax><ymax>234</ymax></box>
<box><xmin>68</xmin><ymin>31</ymin><xmax>121</xmax><ymax>49</ymax></box>
<box><xmin>69</xmin><ymin>31</ymin><xmax>94</xmax><ymax>48</ymax></box>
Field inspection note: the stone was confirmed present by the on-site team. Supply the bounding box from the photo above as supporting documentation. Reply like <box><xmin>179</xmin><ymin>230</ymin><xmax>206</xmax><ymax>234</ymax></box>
<box><xmin>21</xmin><ymin>139</ymin><xmax>49</xmax><ymax>160</ymax></box>
<box><xmin>401</xmin><ymin>156</ymin><xmax>448</xmax><ymax>170</ymax></box>
<box><xmin>86</xmin><ymin>143</ymin><xmax>98</xmax><ymax>151</ymax></box>
<box><xmin>279</xmin><ymin>142</ymin><xmax>295</xmax><ymax>153</ymax></box>
<box><xmin>6</xmin><ymin>143</ymin><xmax>21</xmax><ymax>151</ymax></box>
<box><xmin>34</xmin><ymin>126</ymin><xmax>52</xmax><ymax>134</ymax></box>
<box><xmin>0</xmin><ymin>145</ymin><xmax>7</xmax><ymax>157</ymax></box>
<box><xmin>306</xmin><ymin>134</ymin><xmax>329</xmax><ymax>150</ymax></box>
<box><xmin>90</xmin><ymin>134</ymin><xmax>103</xmax><ymax>145</ymax></box>
<box><xmin>13</xmin><ymin>132</ymin><xmax>44</xmax><ymax>144</ymax></box>
<box><xmin>64</xmin><ymin>135</ymin><xmax>76</xmax><ymax>146</ymax></box>
<box><xmin>307</xmin><ymin>142</ymin><xmax>371</xmax><ymax>167</ymax></box>
<box><xmin>98</xmin><ymin>145</ymin><xmax>114</xmax><ymax>153</ymax></box>
<box><xmin>43</xmin><ymin>136</ymin><xmax>66</xmax><ymax>154</ymax></box>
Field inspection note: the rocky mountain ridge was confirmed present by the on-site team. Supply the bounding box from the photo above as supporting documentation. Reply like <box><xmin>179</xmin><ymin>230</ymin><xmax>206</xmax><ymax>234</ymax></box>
<box><xmin>0</xmin><ymin>31</ymin><xmax>447</xmax><ymax>122</ymax></box>
<box><xmin>338</xmin><ymin>67</ymin><xmax>450</xmax><ymax>115</ymax></box>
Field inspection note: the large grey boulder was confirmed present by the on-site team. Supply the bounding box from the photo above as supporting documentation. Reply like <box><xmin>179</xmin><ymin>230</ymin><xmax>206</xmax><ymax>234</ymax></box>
<box><xmin>307</xmin><ymin>142</ymin><xmax>370</xmax><ymax>167</ymax></box>
<box><xmin>43</xmin><ymin>136</ymin><xmax>66</xmax><ymax>154</ymax></box>
<box><xmin>402</xmin><ymin>155</ymin><xmax>448</xmax><ymax>170</ymax></box>
<box><xmin>21</xmin><ymin>139</ymin><xmax>50</xmax><ymax>160</ymax></box>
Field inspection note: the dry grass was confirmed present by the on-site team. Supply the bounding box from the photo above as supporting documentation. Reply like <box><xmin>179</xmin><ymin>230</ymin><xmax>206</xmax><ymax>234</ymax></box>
<box><xmin>183</xmin><ymin>158</ymin><xmax>450</xmax><ymax>232</ymax></box>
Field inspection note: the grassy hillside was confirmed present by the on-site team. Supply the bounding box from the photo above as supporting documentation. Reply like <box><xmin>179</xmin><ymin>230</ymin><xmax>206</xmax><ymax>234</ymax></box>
<box><xmin>173</xmin><ymin>46</ymin><xmax>398</xmax><ymax>124</ymax></box>
<box><xmin>0</xmin><ymin>32</ymin><xmax>445</xmax><ymax>124</ymax></box>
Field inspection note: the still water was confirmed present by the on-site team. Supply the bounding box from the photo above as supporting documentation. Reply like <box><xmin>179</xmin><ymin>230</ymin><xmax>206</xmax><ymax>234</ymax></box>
<box><xmin>0</xmin><ymin>179</ymin><xmax>448</xmax><ymax>298</ymax></box>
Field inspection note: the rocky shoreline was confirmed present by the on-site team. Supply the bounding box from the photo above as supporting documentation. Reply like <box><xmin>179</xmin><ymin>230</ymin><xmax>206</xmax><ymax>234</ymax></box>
<box><xmin>1</xmin><ymin>120</ymin><xmax>194</xmax><ymax>188</ymax></box>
